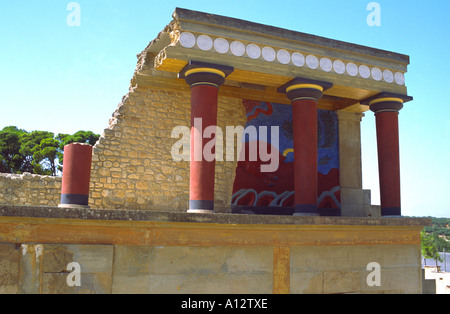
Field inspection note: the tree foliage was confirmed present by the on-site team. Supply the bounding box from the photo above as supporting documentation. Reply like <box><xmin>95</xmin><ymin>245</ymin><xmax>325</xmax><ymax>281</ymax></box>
<box><xmin>0</xmin><ymin>126</ymin><xmax>99</xmax><ymax>176</ymax></box>
<box><xmin>56</xmin><ymin>131</ymin><xmax>100</xmax><ymax>173</ymax></box>
<box><xmin>421</xmin><ymin>217</ymin><xmax>450</xmax><ymax>267</ymax></box>
<box><xmin>0</xmin><ymin>126</ymin><xmax>26</xmax><ymax>173</ymax></box>
<box><xmin>424</xmin><ymin>217</ymin><xmax>450</xmax><ymax>238</ymax></box>
<box><xmin>421</xmin><ymin>231</ymin><xmax>443</xmax><ymax>266</ymax></box>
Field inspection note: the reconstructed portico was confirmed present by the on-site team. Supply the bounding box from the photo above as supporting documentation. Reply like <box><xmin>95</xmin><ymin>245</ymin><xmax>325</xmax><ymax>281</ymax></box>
<box><xmin>138</xmin><ymin>8</ymin><xmax>412</xmax><ymax>216</ymax></box>
<box><xmin>0</xmin><ymin>8</ymin><xmax>430</xmax><ymax>295</ymax></box>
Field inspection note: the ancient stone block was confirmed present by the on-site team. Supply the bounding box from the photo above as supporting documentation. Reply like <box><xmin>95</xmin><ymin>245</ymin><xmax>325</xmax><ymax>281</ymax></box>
<box><xmin>18</xmin><ymin>244</ymin><xmax>44</xmax><ymax>294</ymax></box>
<box><xmin>0</xmin><ymin>243</ymin><xmax>20</xmax><ymax>294</ymax></box>
<box><xmin>41</xmin><ymin>244</ymin><xmax>113</xmax><ymax>294</ymax></box>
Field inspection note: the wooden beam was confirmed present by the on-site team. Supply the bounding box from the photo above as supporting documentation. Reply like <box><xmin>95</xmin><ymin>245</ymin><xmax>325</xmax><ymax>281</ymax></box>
<box><xmin>134</xmin><ymin>73</ymin><xmax>364</xmax><ymax>111</ymax></box>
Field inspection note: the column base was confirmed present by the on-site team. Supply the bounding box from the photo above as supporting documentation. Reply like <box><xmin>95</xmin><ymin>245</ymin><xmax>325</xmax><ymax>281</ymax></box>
<box><xmin>293</xmin><ymin>204</ymin><xmax>319</xmax><ymax>216</ymax></box>
<box><xmin>293</xmin><ymin>212</ymin><xmax>320</xmax><ymax>217</ymax></box>
<box><xmin>187</xmin><ymin>209</ymin><xmax>214</xmax><ymax>214</ymax></box>
<box><xmin>58</xmin><ymin>204</ymin><xmax>90</xmax><ymax>209</ymax></box>
<box><xmin>189</xmin><ymin>200</ymin><xmax>214</xmax><ymax>211</ymax></box>
<box><xmin>60</xmin><ymin>194</ymin><xmax>89</xmax><ymax>207</ymax></box>
<box><xmin>381</xmin><ymin>207</ymin><xmax>401</xmax><ymax>217</ymax></box>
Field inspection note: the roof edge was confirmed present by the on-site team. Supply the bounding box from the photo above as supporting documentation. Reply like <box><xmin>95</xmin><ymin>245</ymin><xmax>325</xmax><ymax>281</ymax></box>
<box><xmin>174</xmin><ymin>7</ymin><xmax>410</xmax><ymax>65</ymax></box>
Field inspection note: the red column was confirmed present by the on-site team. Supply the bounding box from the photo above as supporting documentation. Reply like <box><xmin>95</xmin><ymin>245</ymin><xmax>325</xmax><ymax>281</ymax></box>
<box><xmin>279</xmin><ymin>78</ymin><xmax>332</xmax><ymax>216</ymax></box>
<box><xmin>59</xmin><ymin>143</ymin><xmax>93</xmax><ymax>208</ymax></box>
<box><xmin>369</xmin><ymin>96</ymin><xmax>406</xmax><ymax>216</ymax></box>
<box><xmin>189</xmin><ymin>83</ymin><xmax>219</xmax><ymax>212</ymax></box>
<box><xmin>292</xmin><ymin>98</ymin><xmax>318</xmax><ymax>215</ymax></box>
<box><xmin>180</xmin><ymin>62</ymin><xmax>233</xmax><ymax>213</ymax></box>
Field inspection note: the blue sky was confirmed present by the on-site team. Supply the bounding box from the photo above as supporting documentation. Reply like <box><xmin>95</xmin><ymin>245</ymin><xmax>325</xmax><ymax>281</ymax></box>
<box><xmin>0</xmin><ymin>0</ymin><xmax>449</xmax><ymax>218</ymax></box>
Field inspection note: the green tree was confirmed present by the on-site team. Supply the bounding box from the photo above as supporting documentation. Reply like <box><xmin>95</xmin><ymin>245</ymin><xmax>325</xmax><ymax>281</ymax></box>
<box><xmin>0</xmin><ymin>127</ymin><xmax>99</xmax><ymax>176</ymax></box>
<box><xmin>421</xmin><ymin>231</ymin><xmax>443</xmax><ymax>267</ymax></box>
<box><xmin>19</xmin><ymin>131</ymin><xmax>60</xmax><ymax>176</ymax></box>
<box><xmin>57</xmin><ymin>130</ymin><xmax>100</xmax><ymax>148</ymax></box>
<box><xmin>32</xmin><ymin>137</ymin><xmax>60</xmax><ymax>176</ymax></box>
<box><xmin>56</xmin><ymin>131</ymin><xmax>100</xmax><ymax>172</ymax></box>
<box><xmin>0</xmin><ymin>126</ymin><xmax>29</xmax><ymax>173</ymax></box>
<box><xmin>434</xmin><ymin>234</ymin><xmax>450</xmax><ymax>252</ymax></box>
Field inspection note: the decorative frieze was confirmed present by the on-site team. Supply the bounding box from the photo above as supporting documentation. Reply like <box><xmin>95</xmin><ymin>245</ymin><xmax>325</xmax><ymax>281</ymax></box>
<box><xmin>178</xmin><ymin>32</ymin><xmax>406</xmax><ymax>86</ymax></box>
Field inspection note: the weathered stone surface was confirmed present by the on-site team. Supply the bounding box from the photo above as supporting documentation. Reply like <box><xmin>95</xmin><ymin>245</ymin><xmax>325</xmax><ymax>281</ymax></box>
<box><xmin>18</xmin><ymin>244</ymin><xmax>44</xmax><ymax>294</ymax></box>
<box><xmin>323</xmin><ymin>271</ymin><xmax>362</xmax><ymax>294</ymax></box>
<box><xmin>147</xmin><ymin>246</ymin><xmax>273</xmax><ymax>294</ymax></box>
<box><xmin>0</xmin><ymin>243</ymin><xmax>20</xmax><ymax>294</ymax></box>
<box><xmin>113</xmin><ymin>245</ymin><xmax>151</xmax><ymax>276</ymax></box>
<box><xmin>290</xmin><ymin>244</ymin><xmax>423</xmax><ymax>294</ymax></box>
<box><xmin>41</xmin><ymin>244</ymin><xmax>113</xmax><ymax>294</ymax></box>
<box><xmin>0</xmin><ymin>205</ymin><xmax>432</xmax><ymax>227</ymax></box>
<box><xmin>42</xmin><ymin>272</ymin><xmax>111</xmax><ymax>294</ymax></box>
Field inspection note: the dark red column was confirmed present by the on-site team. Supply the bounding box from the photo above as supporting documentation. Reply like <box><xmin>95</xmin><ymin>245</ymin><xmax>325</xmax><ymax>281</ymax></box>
<box><xmin>279</xmin><ymin>78</ymin><xmax>332</xmax><ymax>216</ymax></box>
<box><xmin>368</xmin><ymin>96</ymin><xmax>407</xmax><ymax>216</ymax></box>
<box><xmin>59</xmin><ymin>143</ymin><xmax>93</xmax><ymax>208</ymax></box>
<box><xmin>179</xmin><ymin>61</ymin><xmax>233</xmax><ymax>213</ymax></box>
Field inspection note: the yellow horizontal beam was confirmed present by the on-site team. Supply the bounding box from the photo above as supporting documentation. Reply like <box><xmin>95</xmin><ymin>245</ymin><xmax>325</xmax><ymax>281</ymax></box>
<box><xmin>0</xmin><ymin>216</ymin><xmax>422</xmax><ymax>247</ymax></box>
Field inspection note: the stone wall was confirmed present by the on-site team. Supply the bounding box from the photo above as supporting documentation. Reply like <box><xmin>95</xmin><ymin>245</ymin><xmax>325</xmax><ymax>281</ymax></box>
<box><xmin>0</xmin><ymin>173</ymin><xmax>61</xmax><ymax>207</ymax></box>
<box><xmin>0</xmin><ymin>242</ymin><xmax>422</xmax><ymax>294</ymax></box>
<box><xmin>0</xmin><ymin>206</ymin><xmax>429</xmax><ymax>294</ymax></box>
<box><xmin>89</xmin><ymin>85</ymin><xmax>246</xmax><ymax>211</ymax></box>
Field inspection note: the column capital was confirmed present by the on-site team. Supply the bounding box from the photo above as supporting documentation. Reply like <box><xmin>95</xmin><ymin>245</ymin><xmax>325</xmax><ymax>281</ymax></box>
<box><xmin>278</xmin><ymin>77</ymin><xmax>333</xmax><ymax>102</ymax></box>
<box><xmin>362</xmin><ymin>92</ymin><xmax>413</xmax><ymax>114</ymax></box>
<box><xmin>178</xmin><ymin>60</ymin><xmax>234</xmax><ymax>88</ymax></box>
<box><xmin>336</xmin><ymin>110</ymin><xmax>365</xmax><ymax>122</ymax></box>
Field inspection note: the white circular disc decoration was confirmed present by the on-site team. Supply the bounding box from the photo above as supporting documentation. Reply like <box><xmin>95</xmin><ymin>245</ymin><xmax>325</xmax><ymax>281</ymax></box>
<box><xmin>246</xmin><ymin>43</ymin><xmax>261</xmax><ymax>59</ymax></box>
<box><xmin>395</xmin><ymin>72</ymin><xmax>405</xmax><ymax>85</ymax></box>
<box><xmin>179</xmin><ymin>32</ymin><xmax>196</xmax><ymax>48</ymax></box>
<box><xmin>292</xmin><ymin>52</ymin><xmax>305</xmax><ymax>67</ymax></box>
<box><xmin>333</xmin><ymin>60</ymin><xmax>345</xmax><ymax>74</ymax></box>
<box><xmin>371</xmin><ymin>67</ymin><xmax>382</xmax><ymax>81</ymax></box>
<box><xmin>214</xmin><ymin>38</ymin><xmax>229</xmax><ymax>54</ymax></box>
<box><xmin>277</xmin><ymin>49</ymin><xmax>291</xmax><ymax>64</ymax></box>
<box><xmin>306</xmin><ymin>55</ymin><xmax>319</xmax><ymax>69</ymax></box>
<box><xmin>383</xmin><ymin>69</ymin><xmax>394</xmax><ymax>83</ymax></box>
<box><xmin>359</xmin><ymin>65</ymin><xmax>371</xmax><ymax>79</ymax></box>
<box><xmin>346</xmin><ymin>62</ymin><xmax>358</xmax><ymax>76</ymax></box>
<box><xmin>197</xmin><ymin>34</ymin><xmax>213</xmax><ymax>51</ymax></box>
<box><xmin>320</xmin><ymin>58</ymin><xmax>332</xmax><ymax>72</ymax></box>
<box><xmin>230</xmin><ymin>41</ymin><xmax>246</xmax><ymax>57</ymax></box>
<box><xmin>262</xmin><ymin>46</ymin><xmax>276</xmax><ymax>62</ymax></box>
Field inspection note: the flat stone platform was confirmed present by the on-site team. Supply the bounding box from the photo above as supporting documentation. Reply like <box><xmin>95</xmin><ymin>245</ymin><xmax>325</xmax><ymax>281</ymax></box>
<box><xmin>0</xmin><ymin>204</ymin><xmax>431</xmax><ymax>227</ymax></box>
<box><xmin>0</xmin><ymin>204</ymin><xmax>431</xmax><ymax>294</ymax></box>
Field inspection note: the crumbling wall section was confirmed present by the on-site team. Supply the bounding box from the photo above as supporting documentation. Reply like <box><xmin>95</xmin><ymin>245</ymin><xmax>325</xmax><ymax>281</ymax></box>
<box><xmin>89</xmin><ymin>85</ymin><xmax>246</xmax><ymax>211</ymax></box>
<box><xmin>0</xmin><ymin>173</ymin><xmax>61</xmax><ymax>207</ymax></box>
